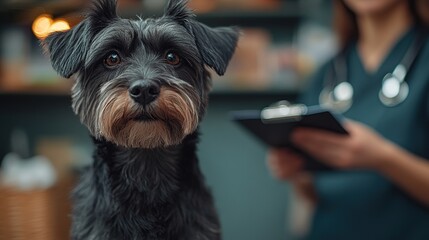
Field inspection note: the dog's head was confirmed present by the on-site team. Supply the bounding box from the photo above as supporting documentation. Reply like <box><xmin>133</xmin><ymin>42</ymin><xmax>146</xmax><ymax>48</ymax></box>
<box><xmin>44</xmin><ymin>0</ymin><xmax>238</xmax><ymax>149</ymax></box>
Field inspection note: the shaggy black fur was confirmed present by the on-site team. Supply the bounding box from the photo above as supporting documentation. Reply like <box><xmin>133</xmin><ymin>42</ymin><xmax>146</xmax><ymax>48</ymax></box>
<box><xmin>43</xmin><ymin>0</ymin><xmax>238</xmax><ymax>239</ymax></box>
<box><xmin>72</xmin><ymin>133</ymin><xmax>221</xmax><ymax>239</ymax></box>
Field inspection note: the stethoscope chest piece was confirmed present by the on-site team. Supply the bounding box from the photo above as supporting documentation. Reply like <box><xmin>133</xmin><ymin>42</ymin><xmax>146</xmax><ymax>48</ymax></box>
<box><xmin>319</xmin><ymin>81</ymin><xmax>353</xmax><ymax>113</ymax></box>
<box><xmin>378</xmin><ymin>72</ymin><xmax>409</xmax><ymax>107</ymax></box>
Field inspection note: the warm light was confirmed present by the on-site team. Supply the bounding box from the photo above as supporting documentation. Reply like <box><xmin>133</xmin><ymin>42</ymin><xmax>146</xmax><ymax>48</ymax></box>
<box><xmin>32</xmin><ymin>15</ymin><xmax>71</xmax><ymax>39</ymax></box>
<box><xmin>49</xmin><ymin>19</ymin><xmax>70</xmax><ymax>33</ymax></box>
<box><xmin>32</xmin><ymin>14</ymin><xmax>53</xmax><ymax>39</ymax></box>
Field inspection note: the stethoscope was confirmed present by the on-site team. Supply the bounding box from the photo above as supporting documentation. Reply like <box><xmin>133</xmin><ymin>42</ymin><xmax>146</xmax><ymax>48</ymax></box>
<box><xmin>319</xmin><ymin>29</ymin><xmax>427</xmax><ymax>113</ymax></box>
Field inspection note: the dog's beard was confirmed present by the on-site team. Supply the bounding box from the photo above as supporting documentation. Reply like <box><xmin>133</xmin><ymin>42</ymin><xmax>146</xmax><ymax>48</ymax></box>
<box><xmin>96</xmin><ymin>86</ymin><xmax>199</xmax><ymax>149</ymax></box>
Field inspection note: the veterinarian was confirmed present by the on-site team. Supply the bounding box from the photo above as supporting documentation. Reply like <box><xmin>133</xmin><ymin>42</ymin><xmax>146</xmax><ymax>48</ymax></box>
<box><xmin>267</xmin><ymin>0</ymin><xmax>429</xmax><ymax>239</ymax></box>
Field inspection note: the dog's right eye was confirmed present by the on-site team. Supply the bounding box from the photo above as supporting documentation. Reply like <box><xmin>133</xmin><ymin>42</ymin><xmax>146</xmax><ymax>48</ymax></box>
<box><xmin>104</xmin><ymin>51</ymin><xmax>122</xmax><ymax>67</ymax></box>
<box><xmin>164</xmin><ymin>51</ymin><xmax>181</xmax><ymax>66</ymax></box>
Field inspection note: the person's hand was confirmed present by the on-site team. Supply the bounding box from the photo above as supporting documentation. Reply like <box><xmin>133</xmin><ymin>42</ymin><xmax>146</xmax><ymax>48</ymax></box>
<box><xmin>291</xmin><ymin>120</ymin><xmax>394</xmax><ymax>170</ymax></box>
<box><xmin>266</xmin><ymin>148</ymin><xmax>305</xmax><ymax>180</ymax></box>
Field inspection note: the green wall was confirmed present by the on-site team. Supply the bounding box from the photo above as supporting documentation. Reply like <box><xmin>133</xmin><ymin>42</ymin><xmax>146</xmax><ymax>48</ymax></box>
<box><xmin>199</xmin><ymin>94</ymin><xmax>294</xmax><ymax>240</ymax></box>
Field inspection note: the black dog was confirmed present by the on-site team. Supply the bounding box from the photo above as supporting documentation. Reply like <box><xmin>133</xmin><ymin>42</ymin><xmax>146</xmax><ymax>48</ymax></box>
<box><xmin>43</xmin><ymin>0</ymin><xmax>238</xmax><ymax>239</ymax></box>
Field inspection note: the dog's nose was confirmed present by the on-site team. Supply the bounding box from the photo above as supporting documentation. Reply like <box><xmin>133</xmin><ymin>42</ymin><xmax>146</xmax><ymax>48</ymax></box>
<box><xmin>129</xmin><ymin>80</ymin><xmax>160</xmax><ymax>106</ymax></box>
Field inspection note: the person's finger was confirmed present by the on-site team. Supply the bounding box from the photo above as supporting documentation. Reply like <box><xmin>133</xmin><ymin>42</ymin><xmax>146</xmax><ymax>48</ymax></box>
<box><xmin>292</xmin><ymin>127</ymin><xmax>349</xmax><ymax>147</ymax></box>
<box><xmin>291</xmin><ymin>130</ymin><xmax>349</xmax><ymax>168</ymax></box>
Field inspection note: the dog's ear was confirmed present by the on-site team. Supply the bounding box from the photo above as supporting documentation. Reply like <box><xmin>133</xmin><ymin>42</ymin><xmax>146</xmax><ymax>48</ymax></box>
<box><xmin>43</xmin><ymin>21</ymin><xmax>91</xmax><ymax>78</ymax></box>
<box><xmin>164</xmin><ymin>0</ymin><xmax>239</xmax><ymax>76</ymax></box>
<box><xmin>164</xmin><ymin>0</ymin><xmax>194</xmax><ymax>24</ymax></box>
<box><xmin>43</xmin><ymin>0</ymin><xmax>118</xmax><ymax>78</ymax></box>
<box><xmin>87</xmin><ymin>0</ymin><xmax>118</xmax><ymax>32</ymax></box>
<box><xmin>187</xmin><ymin>22</ymin><xmax>239</xmax><ymax>76</ymax></box>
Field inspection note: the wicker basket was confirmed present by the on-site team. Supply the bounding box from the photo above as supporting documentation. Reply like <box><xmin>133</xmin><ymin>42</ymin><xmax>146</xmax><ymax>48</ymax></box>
<box><xmin>0</xmin><ymin>176</ymin><xmax>74</xmax><ymax>240</ymax></box>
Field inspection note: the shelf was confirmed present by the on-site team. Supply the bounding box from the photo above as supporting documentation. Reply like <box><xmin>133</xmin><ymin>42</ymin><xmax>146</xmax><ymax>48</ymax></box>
<box><xmin>0</xmin><ymin>79</ymin><xmax>300</xmax><ymax>99</ymax></box>
<box><xmin>0</xmin><ymin>91</ymin><xmax>71</xmax><ymax>103</ymax></box>
<box><xmin>0</xmin><ymin>0</ymin><xmax>85</xmax><ymax>23</ymax></box>
<box><xmin>1</xmin><ymin>0</ymin><xmax>304</xmax><ymax>101</ymax></box>
<box><xmin>1</xmin><ymin>1</ymin><xmax>303</xmax><ymax>29</ymax></box>
<box><xmin>0</xmin><ymin>82</ymin><xmax>73</xmax><ymax>96</ymax></box>
<box><xmin>195</xmin><ymin>9</ymin><xmax>301</xmax><ymax>28</ymax></box>
<box><xmin>0</xmin><ymin>88</ymin><xmax>299</xmax><ymax>100</ymax></box>
<box><xmin>123</xmin><ymin>8</ymin><xmax>302</xmax><ymax>28</ymax></box>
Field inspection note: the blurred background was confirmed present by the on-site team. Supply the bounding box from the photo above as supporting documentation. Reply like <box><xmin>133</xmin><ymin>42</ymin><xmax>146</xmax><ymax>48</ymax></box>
<box><xmin>0</xmin><ymin>0</ymin><xmax>337</xmax><ymax>239</ymax></box>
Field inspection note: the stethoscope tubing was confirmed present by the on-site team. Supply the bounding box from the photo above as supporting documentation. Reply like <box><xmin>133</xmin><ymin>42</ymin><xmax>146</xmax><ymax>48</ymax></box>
<box><xmin>320</xmin><ymin>28</ymin><xmax>427</xmax><ymax>112</ymax></box>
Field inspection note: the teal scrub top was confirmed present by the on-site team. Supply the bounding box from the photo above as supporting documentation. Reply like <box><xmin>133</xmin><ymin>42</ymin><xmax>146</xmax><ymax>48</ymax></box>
<box><xmin>300</xmin><ymin>27</ymin><xmax>429</xmax><ymax>240</ymax></box>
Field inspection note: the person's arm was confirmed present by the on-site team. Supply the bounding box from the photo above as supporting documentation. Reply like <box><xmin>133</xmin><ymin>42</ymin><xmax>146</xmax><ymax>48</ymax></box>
<box><xmin>377</xmin><ymin>145</ymin><xmax>429</xmax><ymax>207</ymax></box>
<box><xmin>291</xmin><ymin>173</ymin><xmax>318</xmax><ymax>205</ymax></box>
<box><xmin>291</xmin><ymin>120</ymin><xmax>429</xmax><ymax>207</ymax></box>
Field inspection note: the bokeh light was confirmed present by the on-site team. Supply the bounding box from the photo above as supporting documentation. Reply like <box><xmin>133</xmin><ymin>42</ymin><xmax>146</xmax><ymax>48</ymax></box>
<box><xmin>32</xmin><ymin>15</ymin><xmax>70</xmax><ymax>39</ymax></box>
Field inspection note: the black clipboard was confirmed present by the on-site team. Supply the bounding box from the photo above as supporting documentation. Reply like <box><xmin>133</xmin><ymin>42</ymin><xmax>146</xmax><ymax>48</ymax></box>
<box><xmin>231</xmin><ymin>101</ymin><xmax>349</xmax><ymax>171</ymax></box>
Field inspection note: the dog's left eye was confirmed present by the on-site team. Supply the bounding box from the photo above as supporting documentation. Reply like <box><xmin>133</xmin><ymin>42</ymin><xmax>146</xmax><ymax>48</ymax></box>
<box><xmin>164</xmin><ymin>51</ymin><xmax>181</xmax><ymax>66</ymax></box>
<box><xmin>104</xmin><ymin>51</ymin><xmax>122</xmax><ymax>67</ymax></box>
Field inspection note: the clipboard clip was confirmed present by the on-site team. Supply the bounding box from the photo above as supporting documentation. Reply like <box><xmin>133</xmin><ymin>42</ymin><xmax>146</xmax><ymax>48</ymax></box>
<box><xmin>261</xmin><ymin>100</ymin><xmax>308</xmax><ymax>123</ymax></box>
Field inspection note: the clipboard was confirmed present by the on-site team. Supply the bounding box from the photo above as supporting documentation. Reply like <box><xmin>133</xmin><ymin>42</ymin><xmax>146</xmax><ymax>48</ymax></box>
<box><xmin>231</xmin><ymin>101</ymin><xmax>349</xmax><ymax>171</ymax></box>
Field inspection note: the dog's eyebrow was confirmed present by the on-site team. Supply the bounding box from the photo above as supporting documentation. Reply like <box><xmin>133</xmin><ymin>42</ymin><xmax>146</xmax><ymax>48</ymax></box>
<box><xmin>128</xmin><ymin>20</ymin><xmax>140</xmax><ymax>53</ymax></box>
<box><xmin>142</xmin><ymin>22</ymin><xmax>195</xmax><ymax>51</ymax></box>
<box><xmin>84</xmin><ymin>24</ymin><xmax>137</xmax><ymax>67</ymax></box>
